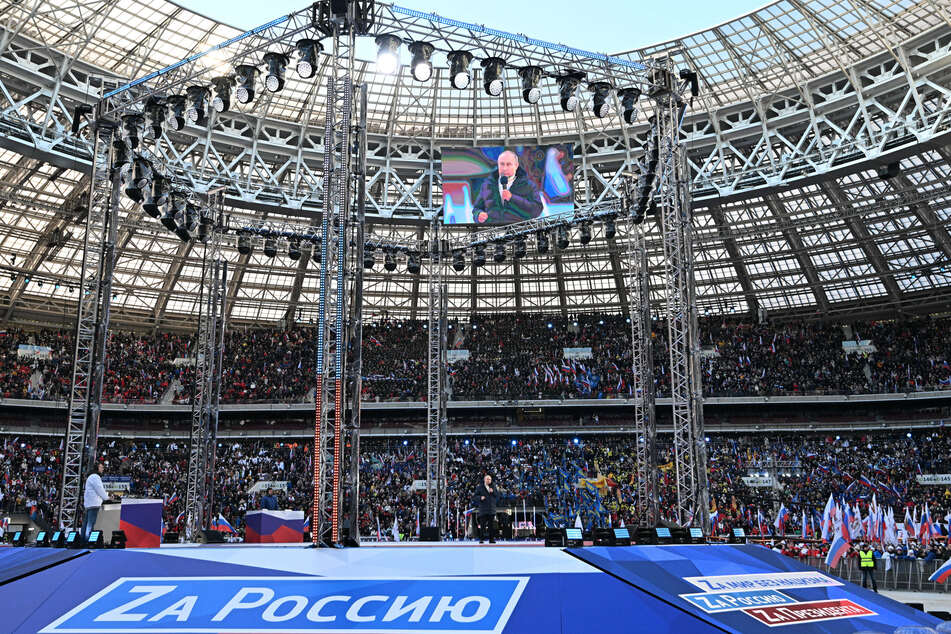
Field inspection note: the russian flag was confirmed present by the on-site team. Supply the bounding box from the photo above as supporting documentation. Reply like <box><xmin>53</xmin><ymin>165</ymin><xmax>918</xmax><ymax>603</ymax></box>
<box><xmin>825</xmin><ymin>535</ymin><xmax>851</xmax><ymax>568</ymax></box>
<box><xmin>303</xmin><ymin>515</ymin><xmax>311</xmax><ymax>531</ymax></box>
<box><xmin>174</xmin><ymin>511</ymin><xmax>185</xmax><ymax>525</ymax></box>
<box><xmin>858</xmin><ymin>475</ymin><xmax>875</xmax><ymax>489</ymax></box>
<box><xmin>929</xmin><ymin>558</ymin><xmax>951</xmax><ymax>583</ymax></box>
<box><xmin>903</xmin><ymin>507</ymin><xmax>915</xmax><ymax>542</ymax></box>
<box><xmin>212</xmin><ymin>513</ymin><xmax>237</xmax><ymax>534</ymax></box>
<box><xmin>165</xmin><ymin>492</ymin><xmax>179</xmax><ymax>506</ymax></box>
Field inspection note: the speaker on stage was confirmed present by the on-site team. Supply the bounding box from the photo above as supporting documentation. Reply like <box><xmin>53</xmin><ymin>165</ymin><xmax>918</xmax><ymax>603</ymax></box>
<box><xmin>544</xmin><ymin>528</ymin><xmax>565</xmax><ymax>547</ymax></box>
<box><xmin>420</xmin><ymin>526</ymin><xmax>440</xmax><ymax>542</ymax></box>
<box><xmin>593</xmin><ymin>528</ymin><xmax>615</xmax><ymax>546</ymax></box>
<box><xmin>635</xmin><ymin>527</ymin><xmax>656</xmax><ymax>545</ymax></box>
<box><xmin>163</xmin><ymin>531</ymin><xmax>179</xmax><ymax>544</ymax></box>
<box><xmin>201</xmin><ymin>529</ymin><xmax>227</xmax><ymax>544</ymax></box>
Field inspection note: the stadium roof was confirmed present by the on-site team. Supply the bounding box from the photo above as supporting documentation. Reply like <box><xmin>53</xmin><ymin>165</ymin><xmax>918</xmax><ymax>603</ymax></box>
<box><xmin>0</xmin><ymin>0</ymin><xmax>950</xmax><ymax>327</ymax></box>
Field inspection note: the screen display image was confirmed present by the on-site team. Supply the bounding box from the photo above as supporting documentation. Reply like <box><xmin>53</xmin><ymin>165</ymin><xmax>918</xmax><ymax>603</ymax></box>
<box><xmin>51</xmin><ymin>531</ymin><xmax>61</xmax><ymax>542</ymax></box>
<box><xmin>442</xmin><ymin>144</ymin><xmax>574</xmax><ymax>225</ymax></box>
<box><xmin>89</xmin><ymin>531</ymin><xmax>101</xmax><ymax>543</ymax></box>
<box><xmin>613</xmin><ymin>528</ymin><xmax>630</xmax><ymax>539</ymax></box>
<box><xmin>65</xmin><ymin>532</ymin><xmax>77</xmax><ymax>543</ymax></box>
<box><xmin>689</xmin><ymin>528</ymin><xmax>704</xmax><ymax>539</ymax></box>
<box><xmin>733</xmin><ymin>527</ymin><xmax>746</xmax><ymax>538</ymax></box>
<box><xmin>655</xmin><ymin>527</ymin><xmax>672</xmax><ymax>539</ymax></box>
<box><xmin>36</xmin><ymin>531</ymin><xmax>46</xmax><ymax>542</ymax></box>
<box><xmin>565</xmin><ymin>528</ymin><xmax>583</xmax><ymax>541</ymax></box>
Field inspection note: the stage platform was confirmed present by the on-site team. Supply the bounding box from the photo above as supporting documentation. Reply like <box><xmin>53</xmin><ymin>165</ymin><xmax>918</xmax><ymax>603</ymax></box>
<box><xmin>0</xmin><ymin>542</ymin><xmax>943</xmax><ymax>633</ymax></box>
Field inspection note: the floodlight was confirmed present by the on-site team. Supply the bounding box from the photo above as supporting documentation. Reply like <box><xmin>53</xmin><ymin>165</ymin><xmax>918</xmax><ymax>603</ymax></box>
<box><xmin>447</xmin><ymin>51</ymin><xmax>473</xmax><ymax>90</ymax></box>
<box><xmin>590</xmin><ymin>82</ymin><xmax>613</xmax><ymax>118</ymax></box>
<box><xmin>237</xmin><ymin>231</ymin><xmax>253</xmax><ymax>255</ymax></box>
<box><xmin>619</xmin><ymin>87</ymin><xmax>641</xmax><ymax>124</ymax></box>
<box><xmin>197</xmin><ymin>214</ymin><xmax>213</xmax><ymax>243</ymax></box>
<box><xmin>603</xmin><ymin>217</ymin><xmax>616</xmax><ymax>240</ymax></box>
<box><xmin>125</xmin><ymin>157</ymin><xmax>153</xmax><ymax>203</ymax></box>
<box><xmin>579</xmin><ymin>223</ymin><xmax>592</xmax><ymax>245</ymax></box>
<box><xmin>235</xmin><ymin>65</ymin><xmax>259</xmax><ymax>104</ymax></box>
<box><xmin>184</xmin><ymin>86</ymin><xmax>210</xmax><ymax>125</ymax></box>
<box><xmin>383</xmin><ymin>250</ymin><xmax>397</xmax><ymax>271</ymax></box>
<box><xmin>166</xmin><ymin>95</ymin><xmax>187</xmax><ymax>131</ymax></box>
<box><xmin>518</xmin><ymin>66</ymin><xmax>543</xmax><ymax>104</ymax></box>
<box><xmin>263</xmin><ymin>237</ymin><xmax>278</xmax><ymax>258</ymax></box>
<box><xmin>408</xmin><ymin>42</ymin><xmax>434</xmax><ymax>82</ymax></box>
<box><xmin>288</xmin><ymin>239</ymin><xmax>302</xmax><ymax>261</ymax></box>
<box><xmin>120</xmin><ymin>114</ymin><xmax>144</xmax><ymax>150</ymax></box>
<box><xmin>452</xmin><ymin>250</ymin><xmax>465</xmax><ymax>271</ymax></box>
<box><xmin>263</xmin><ymin>52</ymin><xmax>289</xmax><ymax>93</ymax></box>
<box><xmin>493</xmin><ymin>241</ymin><xmax>506</xmax><ymax>263</ymax></box>
<box><xmin>112</xmin><ymin>139</ymin><xmax>131</xmax><ymax>173</ymax></box>
<box><xmin>407</xmin><ymin>252</ymin><xmax>421</xmax><ymax>275</ymax></box>
<box><xmin>142</xmin><ymin>174</ymin><xmax>169</xmax><ymax>218</ymax></box>
<box><xmin>536</xmin><ymin>230</ymin><xmax>550</xmax><ymax>254</ymax></box>
<box><xmin>481</xmin><ymin>57</ymin><xmax>506</xmax><ymax>97</ymax></box>
<box><xmin>473</xmin><ymin>245</ymin><xmax>486</xmax><ymax>267</ymax></box>
<box><xmin>210</xmin><ymin>76</ymin><xmax>236</xmax><ymax>113</ymax></box>
<box><xmin>557</xmin><ymin>72</ymin><xmax>585</xmax><ymax>112</ymax></box>
<box><xmin>144</xmin><ymin>97</ymin><xmax>166</xmax><ymax>139</ymax></box>
<box><xmin>556</xmin><ymin>225</ymin><xmax>569</xmax><ymax>249</ymax></box>
<box><xmin>162</xmin><ymin>192</ymin><xmax>185</xmax><ymax>232</ymax></box>
<box><xmin>374</xmin><ymin>34</ymin><xmax>401</xmax><ymax>75</ymax></box>
<box><xmin>363</xmin><ymin>245</ymin><xmax>375</xmax><ymax>269</ymax></box>
<box><xmin>295</xmin><ymin>38</ymin><xmax>322</xmax><ymax>79</ymax></box>
<box><xmin>175</xmin><ymin>202</ymin><xmax>198</xmax><ymax>242</ymax></box>
<box><xmin>513</xmin><ymin>237</ymin><xmax>526</xmax><ymax>259</ymax></box>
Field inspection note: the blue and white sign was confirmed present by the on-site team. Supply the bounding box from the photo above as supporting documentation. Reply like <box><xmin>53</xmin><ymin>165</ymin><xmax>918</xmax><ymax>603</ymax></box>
<box><xmin>41</xmin><ymin>576</ymin><xmax>528</xmax><ymax>633</ymax></box>
<box><xmin>680</xmin><ymin>590</ymin><xmax>796</xmax><ymax>614</ymax></box>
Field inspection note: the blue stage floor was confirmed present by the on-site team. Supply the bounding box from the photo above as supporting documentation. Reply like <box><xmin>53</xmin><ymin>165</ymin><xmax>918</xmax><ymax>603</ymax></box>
<box><xmin>0</xmin><ymin>543</ymin><xmax>940</xmax><ymax>633</ymax></box>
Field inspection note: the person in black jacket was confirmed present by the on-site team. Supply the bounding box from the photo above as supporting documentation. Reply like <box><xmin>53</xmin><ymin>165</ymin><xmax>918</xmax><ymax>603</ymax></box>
<box><xmin>471</xmin><ymin>151</ymin><xmax>544</xmax><ymax>224</ymax></box>
<box><xmin>473</xmin><ymin>474</ymin><xmax>500</xmax><ymax>543</ymax></box>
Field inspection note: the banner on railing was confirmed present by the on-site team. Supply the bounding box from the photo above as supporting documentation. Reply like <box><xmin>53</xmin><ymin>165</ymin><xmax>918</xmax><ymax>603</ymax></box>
<box><xmin>17</xmin><ymin>344</ymin><xmax>51</xmax><ymax>360</ymax></box>
<box><xmin>447</xmin><ymin>349</ymin><xmax>470</xmax><ymax>363</ymax></box>
<box><xmin>916</xmin><ymin>474</ymin><xmax>951</xmax><ymax>485</ymax></box>
<box><xmin>841</xmin><ymin>340</ymin><xmax>877</xmax><ymax>355</ymax></box>
<box><xmin>101</xmin><ymin>475</ymin><xmax>131</xmax><ymax>492</ymax></box>
<box><xmin>742</xmin><ymin>476</ymin><xmax>774</xmax><ymax>487</ymax></box>
<box><xmin>563</xmin><ymin>347</ymin><xmax>592</xmax><ymax>360</ymax></box>
<box><xmin>247</xmin><ymin>480</ymin><xmax>289</xmax><ymax>494</ymax></box>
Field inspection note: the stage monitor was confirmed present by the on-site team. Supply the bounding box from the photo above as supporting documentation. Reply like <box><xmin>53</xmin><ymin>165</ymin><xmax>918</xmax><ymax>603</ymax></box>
<box><xmin>65</xmin><ymin>531</ymin><xmax>80</xmax><ymax>548</ymax></box>
<box><xmin>732</xmin><ymin>527</ymin><xmax>746</xmax><ymax>541</ymax></box>
<box><xmin>51</xmin><ymin>531</ymin><xmax>65</xmax><ymax>548</ymax></box>
<box><xmin>655</xmin><ymin>527</ymin><xmax>672</xmax><ymax>541</ymax></box>
<box><xmin>87</xmin><ymin>531</ymin><xmax>104</xmax><ymax>548</ymax></box>
<box><xmin>564</xmin><ymin>528</ymin><xmax>584</xmax><ymax>547</ymax></box>
<box><xmin>12</xmin><ymin>530</ymin><xmax>24</xmax><ymax>546</ymax></box>
<box><xmin>688</xmin><ymin>527</ymin><xmax>706</xmax><ymax>544</ymax></box>
<box><xmin>613</xmin><ymin>528</ymin><xmax>631</xmax><ymax>546</ymax></box>
<box><xmin>35</xmin><ymin>531</ymin><xmax>49</xmax><ymax>547</ymax></box>
<box><xmin>442</xmin><ymin>144</ymin><xmax>574</xmax><ymax>225</ymax></box>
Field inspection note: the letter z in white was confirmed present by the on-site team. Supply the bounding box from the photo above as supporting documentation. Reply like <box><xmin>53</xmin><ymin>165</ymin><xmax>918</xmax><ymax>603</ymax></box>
<box><xmin>94</xmin><ymin>586</ymin><xmax>178</xmax><ymax>622</ymax></box>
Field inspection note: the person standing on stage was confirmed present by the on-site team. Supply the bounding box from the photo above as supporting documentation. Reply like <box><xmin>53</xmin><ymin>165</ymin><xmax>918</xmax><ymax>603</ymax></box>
<box><xmin>473</xmin><ymin>474</ymin><xmax>500</xmax><ymax>543</ymax></box>
<box><xmin>82</xmin><ymin>461</ymin><xmax>111</xmax><ymax>540</ymax></box>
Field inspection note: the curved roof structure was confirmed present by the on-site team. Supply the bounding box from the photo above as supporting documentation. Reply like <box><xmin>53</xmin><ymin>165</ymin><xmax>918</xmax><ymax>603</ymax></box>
<box><xmin>0</xmin><ymin>0</ymin><xmax>950</xmax><ymax>326</ymax></box>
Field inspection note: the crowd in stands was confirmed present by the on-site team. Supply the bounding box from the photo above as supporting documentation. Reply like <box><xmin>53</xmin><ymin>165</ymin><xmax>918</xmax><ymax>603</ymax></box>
<box><xmin>2</xmin><ymin>315</ymin><xmax>950</xmax><ymax>404</ymax></box>
<box><xmin>2</xmin><ymin>429</ymin><xmax>950</xmax><ymax>562</ymax></box>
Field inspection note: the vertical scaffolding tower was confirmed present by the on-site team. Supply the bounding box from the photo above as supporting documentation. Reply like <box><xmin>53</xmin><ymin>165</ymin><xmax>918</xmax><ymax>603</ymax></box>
<box><xmin>426</xmin><ymin>226</ymin><xmax>449</xmax><ymax>533</ymax></box>
<box><xmin>58</xmin><ymin>114</ymin><xmax>120</xmax><ymax>530</ymax></box>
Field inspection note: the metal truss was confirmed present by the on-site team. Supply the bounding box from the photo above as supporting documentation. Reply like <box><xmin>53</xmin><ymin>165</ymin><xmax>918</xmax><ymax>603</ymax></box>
<box><xmin>184</xmin><ymin>196</ymin><xmax>227</xmax><ymax>542</ymax></box>
<box><xmin>654</xmin><ymin>68</ymin><xmax>709</xmax><ymax>529</ymax></box>
<box><xmin>627</xmin><ymin>222</ymin><xmax>657</xmax><ymax>527</ymax></box>
<box><xmin>425</xmin><ymin>225</ymin><xmax>448</xmax><ymax>532</ymax></box>
<box><xmin>57</xmin><ymin>117</ymin><xmax>119</xmax><ymax>530</ymax></box>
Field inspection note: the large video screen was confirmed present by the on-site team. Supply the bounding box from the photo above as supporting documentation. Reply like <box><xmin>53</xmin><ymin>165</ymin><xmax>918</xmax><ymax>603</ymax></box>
<box><xmin>442</xmin><ymin>144</ymin><xmax>574</xmax><ymax>225</ymax></box>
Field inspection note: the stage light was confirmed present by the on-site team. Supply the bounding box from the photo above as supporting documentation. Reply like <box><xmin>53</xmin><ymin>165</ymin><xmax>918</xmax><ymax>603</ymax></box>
<box><xmin>144</xmin><ymin>96</ymin><xmax>166</xmax><ymax>139</ymax></box>
<box><xmin>590</xmin><ymin>82</ymin><xmax>614</xmax><ymax>118</ymax></box>
<box><xmin>374</xmin><ymin>34</ymin><xmax>401</xmax><ymax>74</ymax></box>
<box><xmin>604</xmin><ymin>217</ymin><xmax>616</xmax><ymax>240</ymax></box>
<box><xmin>125</xmin><ymin>157</ymin><xmax>153</xmax><ymax>203</ymax></box>
<box><xmin>288</xmin><ymin>239</ymin><xmax>302</xmax><ymax>261</ymax></box>
<box><xmin>619</xmin><ymin>87</ymin><xmax>641</xmax><ymax>124</ymax></box>
<box><xmin>175</xmin><ymin>202</ymin><xmax>198</xmax><ymax>242</ymax></box>
<box><xmin>679</xmin><ymin>68</ymin><xmax>699</xmax><ymax>99</ymax></box>
<box><xmin>383</xmin><ymin>250</ymin><xmax>397</xmax><ymax>272</ymax></box>
<box><xmin>197</xmin><ymin>214</ymin><xmax>213</xmax><ymax>243</ymax></box>
<box><xmin>408</xmin><ymin>42</ymin><xmax>434</xmax><ymax>82</ymax></box>
<box><xmin>557</xmin><ymin>72</ymin><xmax>585</xmax><ymax>112</ymax></box>
<box><xmin>263</xmin><ymin>52</ymin><xmax>288</xmax><ymax>93</ymax></box>
<box><xmin>556</xmin><ymin>225</ymin><xmax>569</xmax><ymax>249</ymax></box>
<box><xmin>536</xmin><ymin>230</ymin><xmax>549</xmax><ymax>255</ymax></box>
<box><xmin>363</xmin><ymin>245</ymin><xmax>375</xmax><ymax>269</ymax></box>
<box><xmin>407</xmin><ymin>252</ymin><xmax>421</xmax><ymax>275</ymax></box>
<box><xmin>513</xmin><ymin>237</ymin><xmax>526</xmax><ymax>259</ymax></box>
<box><xmin>184</xmin><ymin>85</ymin><xmax>210</xmax><ymax>125</ymax></box>
<box><xmin>120</xmin><ymin>114</ymin><xmax>144</xmax><ymax>150</ymax></box>
<box><xmin>481</xmin><ymin>57</ymin><xmax>506</xmax><ymax>97</ymax></box>
<box><xmin>235</xmin><ymin>64</ymin><xmax>259</xmax><ymax>104</ymax></box>
<box><xmin>112</xmin><ymin>139</ymin><xmax>131</xmax><ymax>173</ymax></box>
<box><xmin>452</xmin><ymin>250</ymin><xmax>465</xmax><ymax>271</ymax></box>
<box><xmin>295</xmin><ymin>38</ymin><xmax>322</xmax><ymax>79</ymax></box>
<box><xmin>473</xmin><ymin>245</ymin><xmax>486</xmax><ymax>267</ymax></box>
<box><xmin>447</xmin><ymin>51</ymin><xmax>473</xmax><ymax>90</ymax></box>
<box><xmin>142</xmin><ymin>174</ymin><xmax>169</xmax><ymax>218</ymax></box>
<box><xmin>263</xmin><ymin>237</ymin><xmax>277</xmax><ymax>258</ymax></box>
<box><xmin>518</xmin><ymin>66</ymin><xmax>543</xmax><ymax>104</ymax></box>
<box><xmin>579</xmin><ymin>223</ymin><xmax>592</xmax><ymax>245</ymax></box>
<box><xmin>210</xmin><ymin>75</ymin><xmax>236</xmax><ymax>113</ymax></box>
<box><xmin>86</xmin><ymin>530</ymin><xmax>104</xmax><ymax>548</ymax></box>
<box><xmin>166</xmin><ymin>95</ymin><xmax>187</xmax><ymax>131</ymax></box>
<box><xmin>493</xmin><ymin>241</ymin><xmax>506</xmax><ymax>263</ymax></box>
<box><xmin>162</xmin><ymin>192</ymin><xmax>185</xmax><ymax>232</ymax></box>
<box><xmin>237</xmin><ymin>231</ymin><xmax>253</xmax><ymax>255</ymax></box>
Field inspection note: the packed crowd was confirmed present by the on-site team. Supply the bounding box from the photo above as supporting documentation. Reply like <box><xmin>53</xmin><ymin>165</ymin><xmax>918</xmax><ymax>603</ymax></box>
<box><xmin>2</xmin><ymin>316</ymin><xmax>950</xmax><ymax>403</ymax></box>
<box><xmin>2</xmin><ymin>429</ymin><xmax>950</xmax><ymax>557</ymax></box>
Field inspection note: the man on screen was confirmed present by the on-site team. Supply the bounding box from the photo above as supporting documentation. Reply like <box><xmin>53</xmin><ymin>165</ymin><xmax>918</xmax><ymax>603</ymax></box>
<box><xmin>472</xmin><ymin>150</ymin><xmax>543</xmax><ymax>223</ymax></box>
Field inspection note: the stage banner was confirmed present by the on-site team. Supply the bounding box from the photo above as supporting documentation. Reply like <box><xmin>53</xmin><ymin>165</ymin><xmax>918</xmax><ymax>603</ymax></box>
<box><xmin>245</xmin><ymin>510</ymin><xmax>305</xmax><ymax>543</ymax></box>
<box><xmin>741</xmin><ymin>476</ymin><xmax>774</xmax><ymax>487</ymax></box>
<box><xmin>562</xmin><ymin>347</ymin><xmax>592</xmax><ymax>360</ymax></box>
<box><xmin>100</xmin><ymin>476</ymin><xmax>131</xmax><ymax>492</ymax></box>
<box><xmin>118</xmin><ymin>498</ymin><xmax>162</xmax><ymax>548</ymax></box>
<box><xmin>447</xmin><ymin>349</ymin><xmax>470</xmax><ymax>363</ymax></box>
<box><xmin>916</xmin><ymin>474</ymin><xmax>951</xmax><ymax>485</ymax></box>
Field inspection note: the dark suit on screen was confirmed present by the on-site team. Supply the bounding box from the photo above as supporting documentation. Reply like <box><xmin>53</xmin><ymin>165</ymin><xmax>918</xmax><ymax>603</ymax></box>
<box><xmin>471</xmin><ymin>167</ymin><xmax>544</xmax><ymax>224</ymax></box>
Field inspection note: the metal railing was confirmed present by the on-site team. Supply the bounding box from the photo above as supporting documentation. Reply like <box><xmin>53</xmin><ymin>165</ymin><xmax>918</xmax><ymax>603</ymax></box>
<box><xmin>807</xmin><ymin>556</ymin><xmax>951</xmax><ymax>593</ymax></box>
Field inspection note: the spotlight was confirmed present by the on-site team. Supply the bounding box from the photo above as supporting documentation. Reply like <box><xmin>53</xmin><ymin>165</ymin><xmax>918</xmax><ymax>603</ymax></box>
<box><xmin>120</xmin><ymin>114</ymin><xmax>143</xmax><ymax>150</ymax></box>
<box><xmin>452</xmin><ymin>250</ymin><xmax>465</xmax><ymax>272</ymax></box>
<box><xmin>210</xmin><ymin>76</ymin><xmax>236</xmax><ymax>113</ymax></box>
<box><xmin>144</xmin><ymin>97</ymin><xmax>166</xmax><ymax>139</ymax></box>
<box><xmin>112</xmin><ymin>139</ymin><xmax>131</xmax><ymax>173</ymax></box>
<box><xmin>473</xmin><ymin>245</ymin><xmax>486</xmax><ymax>267</ymax></box>
<box><xmin>518</xmin><ymin>66</ymin><xmax>543</xmax><ymax>104</ymax></box>
<box><xmin>513</xmin><ymin>237</ymin><xmax>526</xmax><ymax>259</ymax></box>
<box><xmin>263</xmin><ymin>52</ymin><xmax>288</xmax><ymax>93</ymax></box>
<box><xmin>288</xmin><ymin>239</ymin><xmax>302</xmax><ymax>261</ymax></box>
<box><xmin>142</xmin><ymin>174</ymin><xmax>169</xmax><ymax>218</ymax></box>
<box><xmin>162</xmin><ymin>192</ymin><xmax>185</xmax><ymax>232</ymax></box>
<box><xmin>619</xmin><ymin>87</ymin><xmax>641</xmax><ymax>124</ymax></box>
<box><xmin>447</xmin><ymin>51</ymin><xmax>473</xmax><ymax>90</ymax></box>
<box><xmin>235</xmin><ymin>64</ymin><xmax>259</xmax><ymax>104</ymax></box>
<box><xmin>408</xmin><ymin>42</ymin><xmax>434</xmax><ymax>82</ymax></box>
<box><xmin>237</xmin><ymin>231</ymin><xmax>253</xmax><ymax>255</ymax></box>
<box><xmin>197</xmin><ymin>214</ymin><xmax>213</xmax><ymax>243</ymax></box>
<box><xmin>363</xmin><ymin>245</ymin><xmax>375</xmax><ymax>269</ymax></box>
<box><xmin>493</xmin><ymin>241</ymin><xmax>506</xmax><ymax>263</ymax></box>
<box><xmin>175</xmin><ymin>202</ymin><xmax>198</xmax><ymax>242</ymax></box>
<box><xmin>383</xmin><ymin>250</ymin><xmax>397</xmax><ymax>272</ymax></box>
<box><xmin>407</xmin><ymin>252</ymin><xmax>421</xmax><ymax>275</ymax></box>
<box><xmin>185</xmin><ymin>85</ymin><xmax>210</xmax><ymax>125</ymax></box>
<box><xmin>556</xmin><ymin>225</ymin><xmax>569</xmax><ymax>250</ymax></box>
<box><xmin>579</xmin><ymin>223</ymin><xmax>592</xmax><ymax>245</ymax></box>
<box><xmin>536</xmin><ymin>230</ymin><xmax>549</xmax><ymax>254</ymax></box>
<box><xmin>295</xmin><ymin>38</ymin><xmax>322</xmax><ymax>79</ymax></box>
<box><xmin>557</xmin><ymin>72</ymin><xmax>585</xmax><ymax>112</ymax></box>
<box><xmin>263</xmin><ymin>237</ymin><xmax>277</xmax><ymax>258</ymax></box>
<box><xmin>481</xmin><ymin>57</ymin><xmax>505</xmax><ymax>97</ymax></box>
<box><xmin>604</xmin><ymin>217</ymin><xmax>616</xmax><ymax>240</ymax></box>
<box><xmin>590</xmin><ymin>82</ymin><xmax>614</xmax><ymax>118</ymax></box>
<box><xmin>374</xmin><ymin>34</ymin><xmax>401</xmax><ymax>74</ymax></box>
<box><xmin>125</xmin><ymin>157</ymin><xmax>153</xmax><ymax>203</ymax></box>
<box><xmin>679</xmin><ymin>68</ymin><xmax>699</xmax><ymax>98</ymax></box>
<box><xmin>166</xmin><ymin>95</ymin><xmax>187</xmax><ymax>131</ymax></box>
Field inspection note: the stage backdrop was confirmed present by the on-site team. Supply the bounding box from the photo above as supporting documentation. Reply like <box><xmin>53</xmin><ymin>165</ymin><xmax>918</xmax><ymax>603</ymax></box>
<box><xmin>442</xmin><ymin>144</ymin><xmax>574</xmax><ymax>225</ymax></box>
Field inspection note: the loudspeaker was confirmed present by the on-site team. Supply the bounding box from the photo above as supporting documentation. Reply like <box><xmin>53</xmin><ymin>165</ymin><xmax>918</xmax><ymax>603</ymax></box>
<box><xmin>110</xmin><ymin>531</ymin><xmax>127</xmax><ymax>549</ymax></box>
<box><xmin>420</xmin><ymin>526</ymin><xmax>441</xmax><ymax>542</ymax></box>
<box><xmin>544</xmin><ymin>528</ymin><xmax>565</xmax><ymax>547</ymax></box>
<box><xmin>635</xmin><ymin>527</ymin><xmax>656</xmax><ymax>545</ymax></box>
<box><xmin>163</xmin><ymin>531</ymin><xmax>179</xmax><ymax>544</ymax></box>
<box><xmin>202</xmin><ymin>529</ymin><xmax>227</xmax><ymax>544</ymax></box>
<box><xmin>593</xmin><ymin>528</ymin><xmax>615</xmax><ymax>546</ymax></box>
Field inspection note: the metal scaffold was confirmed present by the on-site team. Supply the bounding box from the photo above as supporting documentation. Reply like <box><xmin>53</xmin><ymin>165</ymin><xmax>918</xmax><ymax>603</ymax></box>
<box><xmin>426</xmin><ymin>227</ymin><xmax>449</xmax><ymax>533</ymax></box>
<box><xmin>58</xmin><ymin>114</ymin><xmax>120</xmax><ymax>530</ymax></box>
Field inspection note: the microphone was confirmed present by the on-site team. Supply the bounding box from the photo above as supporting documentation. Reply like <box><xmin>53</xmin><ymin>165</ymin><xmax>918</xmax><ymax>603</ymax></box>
<box><xmin>499</xmin><ymin>175</ymin><xmax>509</xmax><ymax>189</ymax></box>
